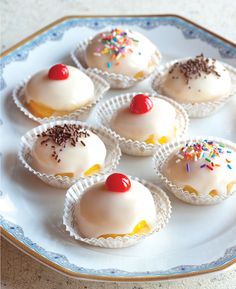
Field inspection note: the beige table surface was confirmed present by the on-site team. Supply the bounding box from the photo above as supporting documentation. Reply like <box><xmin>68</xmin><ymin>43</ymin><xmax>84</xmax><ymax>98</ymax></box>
<box><xmin>1</xmin><ymin>0</ymin><xmax>236</xmax><ymax>288</ymax></box>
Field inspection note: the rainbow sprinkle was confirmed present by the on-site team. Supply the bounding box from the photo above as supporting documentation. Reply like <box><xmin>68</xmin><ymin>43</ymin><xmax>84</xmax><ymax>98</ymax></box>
<box><xmin>94</xmin><ymin>28</ymin><xmax>139</xmax><ymax>69</ymax></box>
<box><xmin>175</xmin><ymin>140</ymin><xmax>234</xmax><ymax>173</ymax></box>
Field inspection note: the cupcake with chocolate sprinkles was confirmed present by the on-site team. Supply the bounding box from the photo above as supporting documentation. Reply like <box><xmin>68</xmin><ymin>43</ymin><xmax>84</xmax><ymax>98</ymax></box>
<box><xmin>152</xmin><ymin>54</ymin><xmax>236</xmax><ymax>117</ymax></box>
<box><xmin>32</xmin><ymin>124</ymin><xmax>106</xmax><ymax>178</ymax></box>
<box><xmin>18</xmin><ymin>121</ymin><xmax>121</xmax><ymax>188</ymax></box>
<box><xmin>153</xmin><ymin>137</ymin><xmax>236</xmax><ymax>205</ymax></box>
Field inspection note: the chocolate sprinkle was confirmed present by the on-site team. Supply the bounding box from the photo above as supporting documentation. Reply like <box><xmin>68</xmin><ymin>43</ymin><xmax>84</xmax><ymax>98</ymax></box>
<box><xmin>37</xmin><ymin>124</ymin><xmax>90</xmax><ymax>162</ymax></box>
<box><xmin>169</xmin><ymin>54</ymin><xmax>221</xmax><ymax>83</ymax></box>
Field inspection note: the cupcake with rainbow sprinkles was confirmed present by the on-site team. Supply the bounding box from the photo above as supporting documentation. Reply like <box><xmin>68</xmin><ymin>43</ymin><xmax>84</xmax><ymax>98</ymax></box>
<box><xmin>73</xmin><ymin>28</ymin><xmax>161</xmax><ymax>88</ymax></box>
<box><xmin>154</xmin><ymin>137</ymin><xmax>236</xmax><ymax>205</ymax></box>
<box><xmin>84</xmin><ymin>28</ymin><xmax>161</xmax><ymax>79</ymax></box>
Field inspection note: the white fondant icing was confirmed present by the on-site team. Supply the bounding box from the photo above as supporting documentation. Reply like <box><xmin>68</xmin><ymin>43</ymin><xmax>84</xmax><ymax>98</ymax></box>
<box><xmin>25</xmin><ymin>65</ymin><xmax>95</xmax><ymax>111</ymax></box>
<box><xmin>160</xmin><ymin>58</ymin><xmax>231</xmax><ymax>103</ymax></box>
<box><xmin>84</xmin><ymin>30</ymin><xmax>160</xmax><ymax>77</ymax></box>
<box><xmin>74</xmin><ymin>179</ymin><xmax>157</xmax><ymax>238</ymax></box>
<box><xmin>111</xmin><ymin>98</ymin><xmax>176</xmax><ymax>142</ymax></box>
<box><xmin>163</xmin><ymin>144</ymin><xmax>236</xmax><ymax>196</ymax></box>
<box><xmin>31</xmin><ymin>130</ymin><xmax>106</xmax><ymax>177</ymax></box>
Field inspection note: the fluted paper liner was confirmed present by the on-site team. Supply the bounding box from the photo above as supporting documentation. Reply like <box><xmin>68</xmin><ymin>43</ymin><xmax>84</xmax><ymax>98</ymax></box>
<box><xmin>95</xmin><ymin>92</ymin><xmax>189</xmax><ymax>156</ymax></box>
<box><xmin>151</xmin><ymin>58</ymin><xmax>236</xmax><ymax>118</ymax></box>
<box><xmin>63</xmin><ymin>174</ymin><xmax>171</xmax><ymax>248</ymax></box>
<box><xmin>18</xmin><ymin>120</ymin><xmax>121</xmax><ymax>189</ymax></box>
<box><xmin>13</xmin><ymin>71</ymin><xmax>110</xmax><ymax>124</ymax></box>
<box><xmin>153</xmin><ymin>136</ymin><xmax>236</xmax><ymax>205</ymax></box>
<box><xmin>71</xmin><ymin>39</ymin><xmax>161</xmax><ymax>89</ymax></box>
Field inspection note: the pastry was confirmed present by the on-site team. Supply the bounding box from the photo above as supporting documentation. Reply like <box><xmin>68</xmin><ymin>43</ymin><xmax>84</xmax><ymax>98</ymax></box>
<box><xmin>74</xmin><ymin>173</ymin><xmax>157</xmax><ymax>238</ymax></box>
<box><xmin>163</xmin><ymin>139</ymin><xmax>236</xmax><ymax>198</ymax></box>
<box><xmin>158</xmin><ymin>54</ymin><xmax>231</xmax><ymax>103</ymax></box>
<box><xmin>84</xmin><ymin>28</ymin><xmax>161</xmax><ymax>79</ymax></box>
<box><xmin>31</xmin><ymin>124</ymin><xmax>106</xmax><ymax>177</ymax></box>
<box><xmin>24</xmin><ymin>64</ymin><xmax>95</xmax><ymax>118</ymax></box>
<box><xmin>111</xmin><ymin>94</ymin><xmax>176</xmax><ymax>145</ymax></box>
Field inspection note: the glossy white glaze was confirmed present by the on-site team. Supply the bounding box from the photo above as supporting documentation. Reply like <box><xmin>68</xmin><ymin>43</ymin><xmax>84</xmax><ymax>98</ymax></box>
<box><xmin>163</xmin><ymin>145</ymin><xmax>236</xmax><ymax>196</ymax></box>
<box><xmin>25</xmin><ymin>65</ymin><xmax>95</xmax><ymax>111</ymax></box>
<box><xmin>84</xmin><ymin>30</ymin><xmax>160</xmax><ymax>77</ymax></box>
<box><xmin>74</xmin><ymin>179</ymin><xmax>157</xmax><ymax>238</ymax></box>
<box><xmin>111</xmin><ymin>98</ymin><xmax>176</xmax><ymax>142</ymax></box>
<box><xmin>160</xmin><ymin>59</ymin><xmax>231</xmax><ymax>103</ymax></box>
<box><xmin>31</xmin><ymin>130</ymin><xmax>106</xmax><ymax>177</ymax></box>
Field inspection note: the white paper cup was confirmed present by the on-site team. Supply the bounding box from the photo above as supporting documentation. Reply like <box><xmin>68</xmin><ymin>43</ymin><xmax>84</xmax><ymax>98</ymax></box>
<box><xmin>151</xmin><ymin>59</ymin><xmax>236</xmax><ymax>118</ymax></box>
<box><xmin>95</xmin><ymin>92</ymin><xmax>189</xmax><ymax>156</ymax></box>
<box><xmin>71</xmin><ymin>38</ymin><xmax>161</xmax><ymax>89</ymax></box>
<box><xmin>63</xmin><ymin>174</ymin><xmax>171</xmax><ymax>248</ymax></box>
<box><xmin>153</xmin><ymin>136</ymin><xmax>236</xmax><ymax>205</ymax></box>
<box><xmin>18</xmin><ymin>120</ymin><xmax>121</xmax><ymax>189</ymax></box>
<box><xmin>13</xmin><ymin>70</ymin><xmax>109</xmax><ymax>124</ymax></box>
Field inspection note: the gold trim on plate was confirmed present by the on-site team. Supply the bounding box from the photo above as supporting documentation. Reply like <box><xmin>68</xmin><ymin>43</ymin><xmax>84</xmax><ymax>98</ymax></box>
<box><xmin>1</xmin><ymin>14</ymin><xmax>235</xmax><ymax>58</ymax></box>
<box><xmin>2</xmin><ymin>230</ymin><xmax>236</xmax><ymax>281</ymax></box>
<box><xmin>1</xmin><ymin>14</ymin><xmax>236</xmax><ymax>281</ymax></box>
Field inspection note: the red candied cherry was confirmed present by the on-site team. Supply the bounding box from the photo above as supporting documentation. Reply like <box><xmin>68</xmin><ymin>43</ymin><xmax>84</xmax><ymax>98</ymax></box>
<box><xmin>48</xmin><ymin>64</ymin><xmax>69</xmax><ymax>80</ymax></box>
<box><xmin>105</xmin><ymin>173</ymin><xmax>131</xmax><ymax>193</ymax></box>
<box><xmin>129</xmin><ymin>94</ymin><xmax>153</xmax><ymax>114</ymax></box>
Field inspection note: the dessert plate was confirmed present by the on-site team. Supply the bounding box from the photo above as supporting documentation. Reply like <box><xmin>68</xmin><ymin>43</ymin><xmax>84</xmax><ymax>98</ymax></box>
<box><xmin>1</xmin><ymin>15</ymin><xmax>236</xmax><ymax>281</ymax></box>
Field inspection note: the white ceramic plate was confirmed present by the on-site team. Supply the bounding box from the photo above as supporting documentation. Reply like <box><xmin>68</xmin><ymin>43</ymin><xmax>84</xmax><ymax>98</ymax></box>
<box><xmin>1</xmin><ymin>15</ymin><xmax>236</xmax><ymax>282</ymax></box>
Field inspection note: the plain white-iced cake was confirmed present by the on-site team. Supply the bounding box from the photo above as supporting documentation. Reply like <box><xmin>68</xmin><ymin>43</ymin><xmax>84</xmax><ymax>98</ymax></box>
<box><xmin>74</xmin><ymin>173</ymin><xmax>157</xmax><ymax>238</ymax></box>
<box><xmin>111</xmin><ymin>94</ymin><xmax>176</xmax><ymax>145</ymax></box>
<box><xmin>25</xmin><ymin>64</ymin><xmax>94</xmax><ymax>117</ymax></box>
